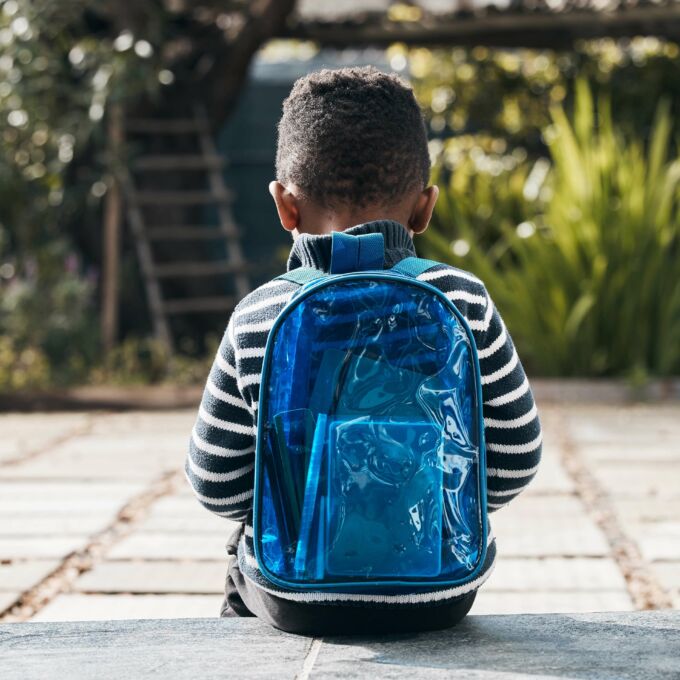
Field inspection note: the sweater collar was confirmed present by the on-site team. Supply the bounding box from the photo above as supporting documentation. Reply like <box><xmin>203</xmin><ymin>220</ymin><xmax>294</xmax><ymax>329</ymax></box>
<box><xmin>286</xmin><ymin>220</ymin><xmax>416</xmax><ymax>273</ymax></box>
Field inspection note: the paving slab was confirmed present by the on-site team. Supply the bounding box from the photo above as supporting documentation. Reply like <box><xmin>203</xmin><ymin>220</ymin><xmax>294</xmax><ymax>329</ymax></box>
<box><xmin>0</xmin><ymin>498</ymin><xmax>131</xmax><ymax>515</ymax></box>
<box><xmin>88</xmin><ymin>410</ymin><xmax>195</xmax><ymax>435</ymax></box>
<box><xmin>0</xmin><ymin>458</ymin><xmax>163</xmax><ymax>482</ymax></box>
<box><xmin>141</xmin><ymin>496</ymin><xmax>239</xmax><ymax>535</ymax></box>
<box><xmin>650</xmin><ymin>562</ymin><xmax>680</xmax><ymax>607</ymax></box>
<box><xmin>494</xmin><ymin>526</ymin><xmax>609</xmax><ymax>557</ymax></box>
<box><xmin>590</xmin><ymin>462</ymin><xmax>680</xmax><ymax>498</ymax></box>
<box><xmin>563</xmin><ymin>404</ymin><xmax>680</xmax><ymax>443</ymax></box>
<box><xmin>532</xmin><ymin>426</ymin><xmax>561</xmax><ymax>453</ymax></box>
<box><xmin>473</xmin><ymin>590</ymin><xmax>633</xmax><ymax>614</ymax></box>
<box><xmin>74</xmin><ymin>560</ymin><xmax>226</xmax><ymax>594</ymax></box>
<box><xmin>107</xmin><ymin>534</ymin><xmax>228</xmax><ymax>561</ymax></box>
<box><xmin>486</xmin><ymin>557</ymin><xmax>627</xmax><ymax>591</ymax></box>
<box><xmin>490</xmin><ymin>494</ymin><xmax>584</xmax><ymax>517</ymax></box>
<box><xmin>0</xmin><ymin>499</ymin><xmax>131</xmax><ymax>518</ymax></box>
<box><xmin>0</xmin><ymin>412</ymin><xmax>91</xmax><ymax>435</ymax></box>
<box><xmin>0</xmin><ymin>591</ymin><xmax>21</xmax><ymax>612</ymax></box>
<box><xmin>0</xmin><ymin>560</ymin><xmax>60</xmax><ymax>591</ymax></box>
<box><xmin>582</xmin><ymin>443</ymin><xmax>680</xmax><ymax>463</ymax></box>
<box><xmin>314</xmin><ymin>611</ymin><xmax>678</xmax><ymax>679</ymax></box>
<box><xmin>0</xmin><ymin>536</ymin><xmax>87</xmax><ymax>560</ymax></box>
<box><xmin>0</xmin><ymin>441</ymin><xmax>182</xmax><ymax>481</ymax></box>
<box><xmin>149</xmin><ymin>495</ymin><xmax>215</xmax><ymax>516</ymax></box>
<box><xmin>0</xmin><ymin>515</ymin><xmax>112</xmax><ymax>536</ymax></box>
<box><xmin>627</xmin><ymin>521</ymin><xmax>680</xmax><ymax>562</ymax></box>
<box><xmin>523</xmin><ymin>448</ymin><xmax>574</xmax><ymax>495</ymax></box>
<box><xmin>610</xmin><ymin>498</ymin><xmax>680</xmax><ymax>523</ymax></box>
<box><xmin>0</xmin><ymin>413</ymin><xmax>90</xmax><ymax>464</ymax></box>
<box><xmin>2</xmin><ymin>612</ymin><xmax>677</xmax><ymax>680</ymax></box>
<box><xmin>0</xmin><ymin>481</ymin><xmax>144</xmax><ymax>515</ymax></box>
<box><xmin>51</xmin><ymin>432</ymin><xmax>188</xmax><ymax>454</ymax></box>
<box><xmin>650</xmin><ymin>561</ymin><xmax>680</xmax><ymax>591</ymax></box>
<box><xmin>0</xmin><ymin>481</ymin><xmax>144</xmax><ymax>501</ymax></box>
<box><xmin>176</xmin><ymin>485</ymin><xmax>202</xmax><ymax>497</ymax></box>
<box><xmin>0</xmin><ymin>617</ymin><xmax>308</xmax><ymax>680</ymax></box>
<box><xmin>32</xmin><ymin>593</ymin><xmax>221</xmax><ymax>622</ymax></box>
<box><xmin>491</xmin><ymin>507</ymin><xmax>610</xmax><ymax>557</ymax></box>
<box><xmin>136</xmin><ymin>511</ymin><xmax>231</xmax><ymax>535</ymax></box>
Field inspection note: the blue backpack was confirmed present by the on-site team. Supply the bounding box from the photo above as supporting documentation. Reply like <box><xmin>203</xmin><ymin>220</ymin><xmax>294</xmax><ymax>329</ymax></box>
<box><xmin>253</xmin><ymin>231</ymin><xmax>487</xmax><ymax>593</ymax></box>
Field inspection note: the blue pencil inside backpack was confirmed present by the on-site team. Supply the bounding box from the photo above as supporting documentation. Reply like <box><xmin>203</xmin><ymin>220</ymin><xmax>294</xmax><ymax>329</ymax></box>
<box><xmin>253</xmin><ymin>231</ymin><xmax>487</xmax><ymax>592</ymax></box>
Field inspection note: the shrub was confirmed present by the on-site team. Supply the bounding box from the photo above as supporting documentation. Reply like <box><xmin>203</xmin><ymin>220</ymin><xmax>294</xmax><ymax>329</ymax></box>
<box><xmin>424</xmin><ymin>81</ymin><xmax>680</xmax><ymax>378</ymax></box>
<box><xmin>0</xmin><ymin>237</ymin><xmax>99</xmax><ymax>389</ymax></box>
<box><xmin>0</xmin><ymin>336</ymin><xmax>50</xmax><ymax>390</ymax></box>
<box><xmin>89</xmin><ymin>335</ymin><xmax>218</xmax><ymax>386</ymax></box>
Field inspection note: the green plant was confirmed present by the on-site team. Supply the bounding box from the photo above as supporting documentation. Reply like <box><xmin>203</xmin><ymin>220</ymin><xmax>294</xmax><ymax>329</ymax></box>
<box><xmin>89</xmin><ymin>337</ymin><xmax>171</xmax><ymax>386</ymax></box>
<box><xmin>0</xmin><ymin>336</ymin><xmax>50</xmax><ymax>390</ymax></box>
<box><xmin>405</xmin><ymin>38</ymin><xmax>680</xmax><ymax>148</ymax></box>
<box><xmin>0</xmin><ymin>238</ymin><xmax>99</xmax><ymax>387</ymax></box>
<box><xmin>428</xmin><ymin>134</ymin><xmax>541</xmax><ymax>250</ymax></box>
<box><xmin>425</xmin><ymin>81</ymin><xmax>680</xmax><ymax>377</ymax></box>
<box><xmin>89</xmin><ymin>335</ymin><xmax>218</xmax><ymax>386</ymax></box>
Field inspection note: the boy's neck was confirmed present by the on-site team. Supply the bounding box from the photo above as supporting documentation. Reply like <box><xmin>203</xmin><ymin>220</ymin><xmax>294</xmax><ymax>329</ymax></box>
<box><xmin>293</xmin><ymin>204</ymin><xmax>412</xmax><ymax>237</ymax></box>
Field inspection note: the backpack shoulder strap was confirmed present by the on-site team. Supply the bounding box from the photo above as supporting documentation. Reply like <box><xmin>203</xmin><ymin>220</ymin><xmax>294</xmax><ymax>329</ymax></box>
<box><xmin>277</xmin><ymin>267</ymin><xmax>326</xmax><ymax>286</ymax></box>
<box><xmin>279</xmin><ymin>255</ymin><xmax>442</xmax><ymax>285</ymax></box>
<box><xmin>390</xmin><ymin>256</ymin><xmax>441</xmax><ymax>279</ymax></box>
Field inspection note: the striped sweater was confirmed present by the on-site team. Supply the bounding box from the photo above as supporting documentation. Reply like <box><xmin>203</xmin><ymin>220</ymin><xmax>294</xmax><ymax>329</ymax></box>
<box><xmin>185</xmin><ymin>220</ymin><xmax>542</xmax><ymax>606</ymax></box>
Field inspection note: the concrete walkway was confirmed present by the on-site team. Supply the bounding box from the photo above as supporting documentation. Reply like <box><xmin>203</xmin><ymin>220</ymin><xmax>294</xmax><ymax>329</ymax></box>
<box><xmin>0</xmin><ymin>402</ymin><xmax>678</xmax><ymax>622</ymax></box>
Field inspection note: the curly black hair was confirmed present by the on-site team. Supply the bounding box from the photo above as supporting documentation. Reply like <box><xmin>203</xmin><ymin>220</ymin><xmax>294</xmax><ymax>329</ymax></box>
<box><xmin>275</xmin><ymin>66</ymin><xmax>430</xmax><ymax>208</ymax></box>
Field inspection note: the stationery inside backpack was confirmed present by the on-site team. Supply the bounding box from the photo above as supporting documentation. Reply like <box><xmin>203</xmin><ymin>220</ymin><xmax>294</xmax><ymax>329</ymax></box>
<box><xmin>272</xmin><ymin>347</ymin><xmax>450</xmax><ymax>580</ymax></box>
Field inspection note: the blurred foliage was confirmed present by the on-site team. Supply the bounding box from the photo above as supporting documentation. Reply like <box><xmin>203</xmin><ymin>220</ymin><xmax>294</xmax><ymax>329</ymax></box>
<box><xmin>0</xmin><ymin>0</ymin><xmax>291</xmax><ymax>277</ymax></box>
<box><xmin>410</xmin><ymin>37</ymin><xmax>680</xmax><ymax>377</ymax></box>
<box><xmin>423</xmin><ymin>81</ymin><xmax>680</xmax><ymax>378</ymax></box>
<box><xmin>0</xmin><ymin>238</ymin><xmax>99</xmax><ymax>389</ymax></box>
<box><xmin>0</xmin><ymin>0</ymin><xmax>294</xmax><ymax>391</ymax></box>
<box><xmin>400</xmin><ymin>37</ymin><xmax>680</xmax><ymax>149</ymax></box>
<box><xmin>428</xmin><ymin>135</ymin><xmax>540</xmax><ymax>250</ymax></box>
<box><xmin>0</xmin><ymin>0</ymin><xmax>234</xmax><ymax>391</ymax></box>
<box><xmin>0</xmin><ymin>336</ymin><xmax>49</xmax><ymax>390</ymax></box>
<box><xmin>0</xmin><ymin>0</ymin><xmax>167</xmax><ymax>391</ymax></box>
<box><xmin>89</xmin><ymin>335</ymin><xmax>218</xmax><ymax>387</ymax></box>
<box><xmin>0</xmin><ymin>0</ymin><xmax>164</xmax><ymax>257</ymax></box>
<box><xmin>2</xmin><ymin>0</ymin><xmax>680</xmax><ymax>385</ymax></box>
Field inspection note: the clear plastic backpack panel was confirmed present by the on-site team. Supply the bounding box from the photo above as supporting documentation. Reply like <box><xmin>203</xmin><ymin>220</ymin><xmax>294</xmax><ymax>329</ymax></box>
<box><xmin>257</xmin><ymin>279</ymin><xmax>483</xmax><ymax>586</ymax></box>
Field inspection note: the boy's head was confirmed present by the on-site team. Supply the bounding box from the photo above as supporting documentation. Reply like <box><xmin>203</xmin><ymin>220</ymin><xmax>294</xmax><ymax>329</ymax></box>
<box><xmin>269</xmin><ymin>66</ymin><xmax>438</xmax><ymax>237</ymax></box>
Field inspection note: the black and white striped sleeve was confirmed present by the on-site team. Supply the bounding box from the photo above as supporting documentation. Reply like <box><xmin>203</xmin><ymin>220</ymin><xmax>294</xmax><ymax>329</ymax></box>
<box><xmin>184</xmin><ymin>317</ymin><xmax>256</xmax><ymax>521</ymax></box>
<box><xmin>477</xmin><ymin>293</ymin><xmax>542</xmax><ymax>511</ymax></box>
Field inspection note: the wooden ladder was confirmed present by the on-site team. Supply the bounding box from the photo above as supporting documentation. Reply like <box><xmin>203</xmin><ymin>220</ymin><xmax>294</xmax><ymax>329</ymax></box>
<box><xmin>122</xmin><ymin>106</ymin><xmax>250</xmax><ymax>351</ymax></box>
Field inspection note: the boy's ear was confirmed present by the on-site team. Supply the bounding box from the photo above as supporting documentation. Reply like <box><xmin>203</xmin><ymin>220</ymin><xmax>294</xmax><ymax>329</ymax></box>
<box><xmin>269</xmin><ymin>181</ymin><xmax>300</xmax><ymax>232</ymax></box>
<box><xmin>408</xmin><ymin>185</ymin><xmax>439</xmax><ymax>235</ymax></box>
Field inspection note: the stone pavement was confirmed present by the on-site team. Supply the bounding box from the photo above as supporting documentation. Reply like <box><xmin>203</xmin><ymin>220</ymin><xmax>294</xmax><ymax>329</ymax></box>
<box><xmin>2</xmin><ymin>611</ymin><xmax>679</xmax><ymax>679</ymax></box>
<box><xmin>0</xmin><ymin>402</ymin><xmax>678</xmax><ymax>622</ymax></box>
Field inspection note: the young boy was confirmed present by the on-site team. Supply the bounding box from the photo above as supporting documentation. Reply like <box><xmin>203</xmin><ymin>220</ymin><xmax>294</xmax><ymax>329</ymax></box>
<box><xmin>186</xmin><ymin>67</ymin><xmax>542</xmax><ymax>634</ymax></box>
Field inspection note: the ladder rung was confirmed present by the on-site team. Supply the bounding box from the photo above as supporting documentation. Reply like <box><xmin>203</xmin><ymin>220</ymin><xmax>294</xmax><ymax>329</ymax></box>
<box><xmin>133</xmin><ymin>155</ymin><xmax>225</xmax><ymax>171</ymax></box>
<box><xmin>133</xmin><ymin>190</ymin><xmax>232</xmax><ymax>206</ymax></box>
<box><xmin>147</xmin><ymin>227</ymin><xmax>224</xmax><ymax>241</ymax></box>
<box><xmin>163</xmin><ymin>296</ymin><xmax>236</xmax><ymax>314</ymax></box>
<box><xmin>126</xmin><ymin>119</ymin><xmax>201</xmax><ymax>134</ymax></box>
<box><xmin>153</xmin><ymin>261</ymin><xmax>247</xmax><ymax>278</ymax></box>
